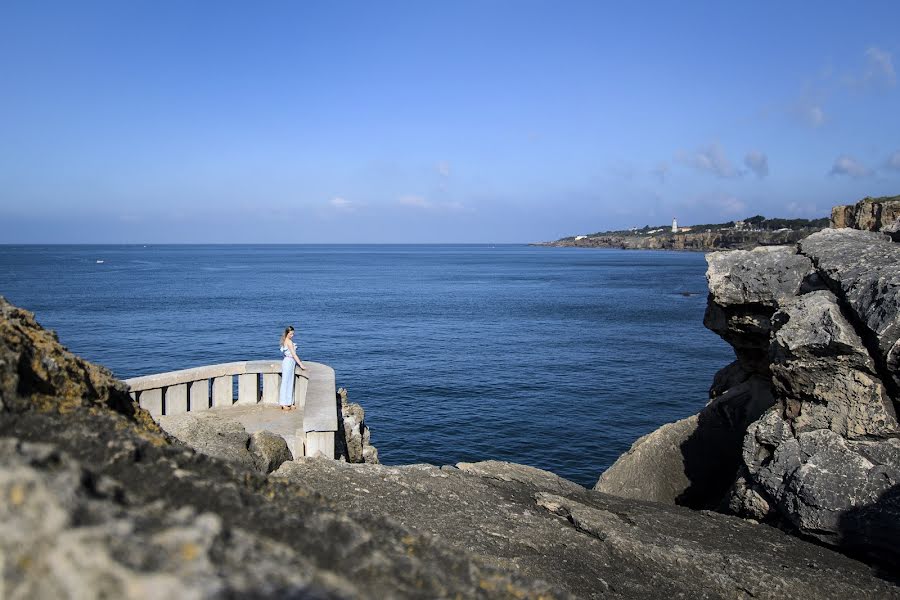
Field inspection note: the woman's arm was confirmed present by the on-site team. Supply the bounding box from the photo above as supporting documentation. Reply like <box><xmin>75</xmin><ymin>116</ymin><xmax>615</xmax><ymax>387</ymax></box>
<box><xmin>290</xmin><ymin>341</ymin><xmax>306</xmax><ymax>370</ymax></box>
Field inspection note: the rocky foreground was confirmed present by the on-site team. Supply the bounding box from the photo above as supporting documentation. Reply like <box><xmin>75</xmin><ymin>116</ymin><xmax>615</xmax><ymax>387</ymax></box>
<box><xmin>1</xmin><ymin>195</ymin><xmax>899</xmax><ymax>598</ymax></box>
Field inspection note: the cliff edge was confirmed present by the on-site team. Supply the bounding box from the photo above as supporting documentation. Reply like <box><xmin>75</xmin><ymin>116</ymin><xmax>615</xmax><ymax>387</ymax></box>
<box><xmin>595</xmin><ymin>195</ymin><xmax>900</xmax><ymax>575</ymax></box>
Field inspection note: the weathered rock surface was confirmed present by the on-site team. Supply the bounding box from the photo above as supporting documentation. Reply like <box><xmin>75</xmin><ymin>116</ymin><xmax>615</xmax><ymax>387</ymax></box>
<box><xmin>337</xmin><ymin>387</ymin><xmax>378</xmax><ymax>464</ymax></box>
<box><xmin>831</xmin><ymin>195</ymin><xmax>900</xmax><ymax>232</ymax></box>
<box><xmin>4</xmin><ymin>295</ymin><xmax>898</xmax><ymax>597</ymax></box>
<box><xmin>249</xmin><ymin>430</ymin><xmax>293</xmax><ymax>473</ymax></box>
<box><xmin>274</xmin><ymin>458</ymin><xmax>898</xmax><ymax>598</ymax></box>
<box><xmin>158</xmin><ymin>411</ymin><xmax>258</xmax><ymax>472</ymax></box>
<box><xmin>595</xmin><ymin>371</ymin><xmax>773</xmax><ymax>508</ymax></box>
<box><xmin>703</xmin><ymin>246</ymin><xmax>817</xmax><ymax>373</ymax></box>
<box><xmin>596</xmin><ymin>206</ymin><xmax>900</xmax><ymax>575</ymax></box>
<box><xmin>542</xmin><ymin>227</ymin><xmax>824</xmax><ymax>251</ymax></box>
<box><xmin>769</xmin><ymin>290</ymin><xmax>897</xmax><ymax>438</ymax></box>
<box><xmin>799</xmin><ymin>228</ymin><xmax>900</xmax><ymax>395</ymax></box>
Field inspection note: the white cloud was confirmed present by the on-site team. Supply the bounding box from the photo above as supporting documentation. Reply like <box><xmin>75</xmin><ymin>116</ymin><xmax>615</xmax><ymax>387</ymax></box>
<box><xmin>803</xmin><ymin>105</ymin><xmax>825</xmax><ymax>127</ymax></box>
<box><xmin>829</xmin><ymin>156</ymin><xmax>873</xmax><ymax>178</ymax></box>
<box><xmin>676</xmin><ymin>142</ymin><xmax>739</xmax><ymax>178</ymax></box>
<box><xmin>329</xmin><ymin>197</ymin><xmax>356</xmax><ymax>211</ymax></box>
<box><xmin>885</xmin><ymin>150</ymin><xmax>900</xmax><ymax>171</ymax></box>
<box><xmin>397</xmin><ymin>194</ymin><xmax>472</xmax><ymax>213</ymax></box>
<box><xmin>744</xmin><ymin>151</ymin><xmax>769</xmax><ymax>178</ymax></box>
<box><xmin>864</xmin><ymin>47</ymin><xmax>896</xmax><ymax>87</ymax></box>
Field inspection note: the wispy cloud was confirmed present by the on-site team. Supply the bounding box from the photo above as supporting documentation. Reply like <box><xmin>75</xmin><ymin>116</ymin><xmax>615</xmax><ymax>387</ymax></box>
<box><xmin>436</xmin><ymin>161</ymin><xmax>451</xmax><ymax>177</ymax></box>
<box><xmin>744</xmin><ymin>151</ymin><xmax>769</xmax><ymax>178</ymax></box>
<box><xmin>397</xmin><ymin>194</ymin><xmax>472</xmax><ymax>213</ymax></box>
<box><xmin>329</xmin><ymin>196</ymin><xmax>356</xmax><ymax>211</ymax></box>
<box><xmin>829</xmin><ymin>155</ymin><xmax>873</xmax><ymax>178</ymax></box>
<box><xmin>798</xmin><ymin>104</ymin><xmax>826</xmax><ymax>127</ymax></box>
<box><xmin>885</xmin><ymin>150</ymin><xmax>900</xmax><ymax>171</ymax></box>
<box><xmin>676</xmin><ymin>142</ymin><xmax>739</xmax><ymax>178</ymax></box>
<box><xmin>847</xmin><ymin>47</ymin><xmax>897</xmax><ymax>89</ymax></box>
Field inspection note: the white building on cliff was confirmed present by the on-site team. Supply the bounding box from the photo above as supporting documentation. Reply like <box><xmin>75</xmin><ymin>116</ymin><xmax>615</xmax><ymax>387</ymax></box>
<box><xmin>672</xmin><ymin>218</ymin><xmax>678</xmax><ymax>233</ymax></box>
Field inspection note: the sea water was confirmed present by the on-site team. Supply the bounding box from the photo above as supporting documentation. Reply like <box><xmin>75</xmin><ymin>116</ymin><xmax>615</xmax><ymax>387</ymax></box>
<box><xmin>0</xmin><ymin>244</ymin><xmax>733</xmax><ymax>487</ymax></box>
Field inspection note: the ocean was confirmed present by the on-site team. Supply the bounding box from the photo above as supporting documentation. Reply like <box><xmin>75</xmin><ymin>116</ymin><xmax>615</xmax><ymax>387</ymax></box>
<box><xmin>0</xmin><ymin>244</ymin><xmax>733</xmax><ymax>487</ymax></box>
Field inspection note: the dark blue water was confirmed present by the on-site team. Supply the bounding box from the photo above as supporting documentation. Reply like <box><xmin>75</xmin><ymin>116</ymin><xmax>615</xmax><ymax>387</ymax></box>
<box><xmin>0</xmin><ymin>245</ymin><xmax>733</xmax><ymax>486</ymax></box>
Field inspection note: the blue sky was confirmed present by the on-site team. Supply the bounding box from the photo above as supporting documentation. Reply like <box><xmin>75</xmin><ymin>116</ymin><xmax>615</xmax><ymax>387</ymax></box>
<box><xmin>2</xmin><ymin>1</ymin><xmax>899</xmax><ymax>243</ymax></box>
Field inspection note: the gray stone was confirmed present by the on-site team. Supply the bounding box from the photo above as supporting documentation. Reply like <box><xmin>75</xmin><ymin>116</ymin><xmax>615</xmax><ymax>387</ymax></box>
<box><xmin>248</xmin><ymin>430</ymin><xmax>293</xmax><ymax>473</ymax></box>
<box><xmin>595</xmin><ymin>374</ymin><xmax>773</xmax><ymax>508</ymax></box>
<box><xmin>703</xmin><ymin>246</ymin><xmax>815</xmax><ymax>374</ymax></box>
<box><xmin>338</xmin><ymin>387</ymin><xmax>379</xmax><ymax>464</ymax></box>
<box><xmin>157</xmin><ymin>411</ymin><xmax>257</xmax><ymax>472</ymax></box>
<box><xmin>831</xmin><ymin>195</ymin><xmax>900</xmax><ymax>232</ymax></box>
<box><xmin>273</xmin><ymin>458</ymin><xmax>899</xmax><ymax>599</ymax></box>
<box><xmin>706</xmin><ymin>246</ymin><xmax>815</xmax><ymax>308</ymax></box>
<box><xmin>770</xmin><ymin>290</ymin><xmax>897</xmax><ymax>438</ymax></box>
<box><xmin>799</xmin><ymin>228</ymin><xmax>900</xmax><ymax>395</ymax></box>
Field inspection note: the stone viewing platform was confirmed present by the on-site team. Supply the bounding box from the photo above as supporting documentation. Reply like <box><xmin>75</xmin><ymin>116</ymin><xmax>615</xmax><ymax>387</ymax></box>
<box><xmin>125</xmin><ymin>360</ymin><xmax>338</xmax><ymax>459</ymax></box>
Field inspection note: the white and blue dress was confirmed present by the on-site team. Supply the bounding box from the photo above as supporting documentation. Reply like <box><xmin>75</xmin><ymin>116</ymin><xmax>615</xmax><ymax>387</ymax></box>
<box><xmin>279</xmin><ymin>343</ymin><xmax>295</xmax><ymax>406</ymax></box>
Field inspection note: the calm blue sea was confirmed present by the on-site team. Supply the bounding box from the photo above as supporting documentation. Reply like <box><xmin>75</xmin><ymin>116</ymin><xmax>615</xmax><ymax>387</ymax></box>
<box><xmin>0</xmin><ymin>245</ymin><xmax>732</xmax><ymax>486</ymax></box>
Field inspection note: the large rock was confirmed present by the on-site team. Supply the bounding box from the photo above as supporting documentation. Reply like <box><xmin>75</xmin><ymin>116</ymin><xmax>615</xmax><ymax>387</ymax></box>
<box><xmin>595</xmin><ymin>369</ymin><xmax>773</xmax><ymax>508</ymax></box>
<box><xmin>703</xmin><ymin>246</ymin><xmax>816</xmax><ymax>373</ymax></box>
<box><xmin>248</xmin><ymin>430</ymin><xmax>293</xmax><ymax>473</ymax></box>
<box><xmin>799</xmin><ymin>228</ymin><xmax>900</xmax><ymax>396</ymax></box>
<box><xmin>274</xmin><ymin>458</ymin><xmax>899</xmax><ymax>599</ymax></box>
<box><xmin>769</xmin><ymin>290</ymin><xmax>897</xmax><ymax>437</ymax></box>
<box><xmin>735</xmin><ymin>412</ymin><xmax>900</xmax><ymax>567</ymax></box>
<box><xmin>599</xmin><ymin>217</ymin><xmax>900</xmax><ymax>573</ymax></box>
<box><xmin>158</xmin><ymin>411</ymin><xmax>258</xmax><ymax>472</ymax></box>
<box><xmin>831</xmin><ymin>195</ymin><xmax>900</xmax><ymax>231</ymax></box>
<box><xmin>338</xmin><ymin>387</ymin><xmax>379</xmax><ymax>464</ymax></box>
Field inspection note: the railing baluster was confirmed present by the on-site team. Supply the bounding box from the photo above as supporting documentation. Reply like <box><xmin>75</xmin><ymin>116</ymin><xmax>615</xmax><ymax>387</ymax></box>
<box><xmin>166</xmin><ymin>384</ymin><xmax>188</xmax><ymax>415</ymax></box>
<box><xmin>189</xmin><ymin>379</ymin><xmax>209</xmax><ymax>411</ymax></box>
<box><xmin>140</xmin><ymin>389</ymin><xmax>163</xmax><ymax>419</ymax></box>
<box><xmin>212</xmin><ymin>375</ymin><xmax>233</xmax><ymax>407</ymax></box>
<box><xmin>237</xmin><ymin>373</ymin><xmax>258</xmax><ymax>404</ymax></box>
<box><xmin>261</xmin><ymin>374</ymin><xmax>279</xmax><ymax>404</ymax></box>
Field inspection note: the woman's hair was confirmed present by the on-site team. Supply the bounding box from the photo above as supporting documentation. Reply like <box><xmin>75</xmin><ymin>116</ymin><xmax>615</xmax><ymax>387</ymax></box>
<box><xmin>280</xmin><ymin>325</ymin><xmax>294</xmax><ymax>345</ymax></box>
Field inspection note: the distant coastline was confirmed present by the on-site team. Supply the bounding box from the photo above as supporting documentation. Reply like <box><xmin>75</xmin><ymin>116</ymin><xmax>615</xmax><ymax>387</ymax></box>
<box><xmin>534</xmin><ymin>215</ymin><xmax>829</xmax><ymax>251</ymax></box>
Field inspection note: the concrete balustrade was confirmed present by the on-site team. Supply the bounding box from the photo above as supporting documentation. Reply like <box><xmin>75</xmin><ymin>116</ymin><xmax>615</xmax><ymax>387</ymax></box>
<box><xmin>124</xmin><ymin>360</ymin><xmax>339</xmax><ymax>459</ymax></box>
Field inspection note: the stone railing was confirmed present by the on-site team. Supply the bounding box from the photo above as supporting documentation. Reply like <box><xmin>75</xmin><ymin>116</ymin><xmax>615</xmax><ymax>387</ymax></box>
<box><xmin>124</xmin><ymin>361</ymin><xmax>338</xmax><ymax>458</ymax></box>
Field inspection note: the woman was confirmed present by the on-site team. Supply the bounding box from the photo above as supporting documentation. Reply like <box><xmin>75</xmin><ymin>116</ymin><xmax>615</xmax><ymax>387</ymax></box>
<box><xmin>279</xmin><ymin>326</ymin><xmax>306</xmax><ymax>410</ymax></box>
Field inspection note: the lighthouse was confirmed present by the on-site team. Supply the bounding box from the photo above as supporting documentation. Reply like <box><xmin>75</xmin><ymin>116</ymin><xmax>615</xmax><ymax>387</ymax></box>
<box><xmin>672</xmin><ymin>217</ymin><xmax>678</xmax><ymax>233</ymax></box>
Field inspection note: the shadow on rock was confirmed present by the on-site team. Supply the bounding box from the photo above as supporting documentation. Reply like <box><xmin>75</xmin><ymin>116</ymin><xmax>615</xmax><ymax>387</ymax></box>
<box><xmin>839</xmin><ymin>482</ymin><xmax>900</xmax><ymax>582</ymax></box>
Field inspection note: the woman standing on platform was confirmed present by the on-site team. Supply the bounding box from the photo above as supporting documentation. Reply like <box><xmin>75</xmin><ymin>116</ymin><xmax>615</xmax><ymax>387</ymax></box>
<box><xmin>279</xmin><ymin>326</ymin><xmax>306</xmax><ymax>410</ymax></box>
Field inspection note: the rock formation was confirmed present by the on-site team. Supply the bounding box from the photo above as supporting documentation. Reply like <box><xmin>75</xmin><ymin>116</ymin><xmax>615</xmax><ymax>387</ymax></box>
<box><xmin>540</xmin><ymin>227</ymin><xmax>823</xmax><ymax>251</ymax></box>
<box><xmin>337</xmin><ymin>386</ymin><xmax>379</xmax><ymax>464</ymax></box>
<box><xmin>596</xmin><ymin>195</ymin><xmax>900</xmax><ymax>574</ymax></box>
<box><xmin>830</xmin><ymin>194</ymin><xmax>900</xmax><ymax>232</ymax></box>
<box><xmin>3</xmin><ymin>291</ymin><xmax>898</xmax><ymax>596</ymax></box>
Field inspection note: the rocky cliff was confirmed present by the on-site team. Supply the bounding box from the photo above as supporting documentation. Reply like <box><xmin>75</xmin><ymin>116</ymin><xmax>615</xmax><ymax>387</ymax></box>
<box><xmin>596</xmin><ymin>196</ymin><xmax>900</xmax><ymax>575</ymax></box>
<box><xmin>3</xmin><ymin>297</ymin><xmax>898</xmax><ymax>597</ymax></box>
<box><xmin>541</xmin><ymin>227</ymin><xmax>821</xmax><ymax>251</ymax></box>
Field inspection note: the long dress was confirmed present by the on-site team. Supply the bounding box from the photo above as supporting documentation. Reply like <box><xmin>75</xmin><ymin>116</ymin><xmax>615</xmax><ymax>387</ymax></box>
<box><xmin>279</xmin><ymin>343</ymin><xmax>294</xmax><ymax>406</ymax></box>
